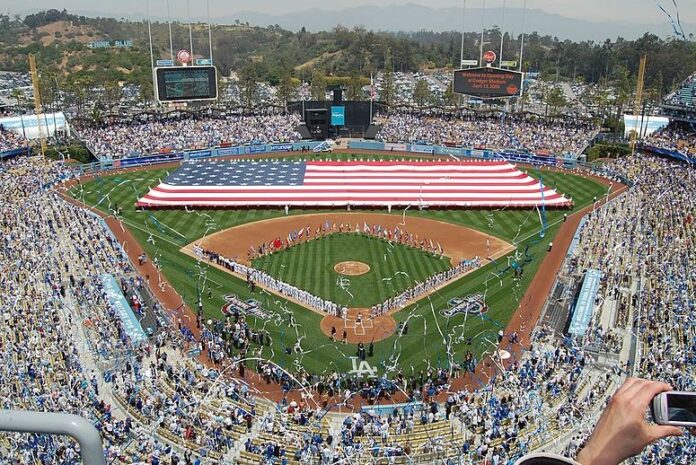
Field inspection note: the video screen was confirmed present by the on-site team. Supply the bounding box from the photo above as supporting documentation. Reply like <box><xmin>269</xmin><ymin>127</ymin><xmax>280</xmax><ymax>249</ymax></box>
<box><xmin>155</xmin><ymin>66</ymin><xmax>218</xmax><ymax>102</ymax></box>
<box><xmin>453</xmin><ymin>67</ymin><xmax>523</xmax><ymax>99</ymax></box>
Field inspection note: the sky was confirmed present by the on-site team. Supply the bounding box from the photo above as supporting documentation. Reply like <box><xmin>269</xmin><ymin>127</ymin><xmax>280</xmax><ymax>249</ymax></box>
<box><xmin>2</xmin><ymin>0</ymin><xmax>694</xmax><ymax>25</ymax></box>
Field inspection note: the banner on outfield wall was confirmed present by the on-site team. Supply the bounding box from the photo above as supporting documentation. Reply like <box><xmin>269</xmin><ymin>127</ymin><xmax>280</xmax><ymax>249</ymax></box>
<box><xmin>100</xmin><ymin>274</ymin><xmax>148</xmax><ymax>346</ymax></box>
<box><xmin>385</xmin><ymin>143</ymin><xmax>408</xmax><ymax>152</ymax></box>
<box><xmin>434</xmin><ymin>146</ymin><xmax>466</xmax><ymax>157</ymax></box>
<box><xmin>249</xmin><ymin>145</ymin><xmax>267</xmax><ymax>153</ymax></box>
<box><xmin>119</xmin><ymin>152</ymin><xmax>183</xmax><ymax>167</ymax></box>
<box><xmin>217</xmin><ymin>146</ymin><xmax>245</xmax><ymax>156</ymax></box>
<box><xmin>270</xmin><ymin>143</ymin><xmax>294</xmax><ymax>152</ymax></box>
<box><xmin>410</xmin><ymin>144</ymin><xmax>435</xmax><ymax>154</ymax></box>
<box><xmin>188</xmin><ymin>149</ymin><xmax>213</xmax><ymax>160</ymax></box>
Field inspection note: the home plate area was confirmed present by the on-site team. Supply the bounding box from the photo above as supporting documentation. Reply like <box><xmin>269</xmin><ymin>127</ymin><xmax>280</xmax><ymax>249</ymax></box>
<box><xmin>320</xmin><ymin>307</ymin><xmax>397</xmax><ymax>343</ymax></box>
<box><xmin>344</xmin><ymin>311</ymin><xmax>374</xmax><ymax>336</ymax></box>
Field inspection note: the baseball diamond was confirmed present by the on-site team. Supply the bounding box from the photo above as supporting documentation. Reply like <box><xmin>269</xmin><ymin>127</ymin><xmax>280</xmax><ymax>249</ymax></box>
<box><xmin>3</xmin><ymin>11</ymin><xmax>695</xmax><ymax>465</ymax></box>
<box><xmin>67</xmin><ymin>152</ymin><xmax>609</xmax><ymax>377</ymax></box>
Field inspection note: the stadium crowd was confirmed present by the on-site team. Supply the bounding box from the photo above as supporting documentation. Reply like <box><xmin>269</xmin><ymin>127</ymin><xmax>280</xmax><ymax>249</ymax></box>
<box><xmin>0</xmin><ymin>150</ymin><xmax>694</xmax><ymax>464</ymax></box>
<box><xmin>663</xmin><ymin>72</ymin><xmax>696</xmax><ymax>108</ymax></box>
<box><xmin>0</xmin><ymin>125</ymin><xmax>29</xmax><ymax>152</ymax></box>
<box><xmin>558</xmin><ymin>154</ymin><xmax>696</xmax><ymax>463</ymax></box>
<box><xmin>376</xmin><ymin>113</ymin><xmax>597</xmax><ymax>155</ymax></box>
<box><xmin>76</xmin><ymin>114</ymin><xmax>303</xmax><ymax>160</ymax></box>
<box><xmin>643</xmin><ymin>123</ymin><xmax>696</xmax><ymax>158</ymax></box>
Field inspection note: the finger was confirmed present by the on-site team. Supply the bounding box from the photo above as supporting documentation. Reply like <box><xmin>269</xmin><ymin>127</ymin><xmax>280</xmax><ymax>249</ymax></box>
<box><xmin>635</xmin><ymin>381</ymin><xmax>673</xmax><ymax>406</ymax></box>
<box><xmin>647</xmin><ymin>425</ymin><xmax>683</xmax><ymax>442</ymax></box>
<box><xmin>615</xmin><ymin>377</ymin><xmax>641</xmax><ymax>396</ymax></box>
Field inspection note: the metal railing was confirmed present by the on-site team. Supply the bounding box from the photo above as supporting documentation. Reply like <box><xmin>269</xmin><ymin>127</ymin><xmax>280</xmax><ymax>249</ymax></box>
<box><xmin>0</xmin><ymin>410</ymin><xmax>106</xmax><ymax>465</ymax></box>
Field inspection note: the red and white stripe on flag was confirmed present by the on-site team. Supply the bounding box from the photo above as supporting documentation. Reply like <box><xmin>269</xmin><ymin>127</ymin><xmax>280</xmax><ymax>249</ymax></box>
<box><xmin>136</xmin><ymin>160</ymin><xmax>572</xmax><ymax>208</ymax></box>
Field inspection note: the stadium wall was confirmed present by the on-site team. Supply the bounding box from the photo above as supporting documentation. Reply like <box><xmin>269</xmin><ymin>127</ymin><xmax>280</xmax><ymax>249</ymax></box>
<box><xmin>0</xmin><ymin>147</ymin><xmax>31</xmax><ymax>159</ymax></box>
<box><xmin>81</xmin><ymin>141</ymin><xmax>323</xmax><ymax>174</ymax></box>
<box><xmin>638</xmin><ymin>144</ymin><xmax>695</xmax><ymax>164</ymax></box>
<box><xmin>348</xmin><ymin>140</ymin><xmax>580</xmax><ymax>169</ymax></box>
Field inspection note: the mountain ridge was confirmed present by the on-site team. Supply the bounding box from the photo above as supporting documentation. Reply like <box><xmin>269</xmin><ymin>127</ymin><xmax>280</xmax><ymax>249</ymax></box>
<box><xmin>16</xmin><ymin>4</ymin><xmax>693</xmax><ymax>41</ymax></box>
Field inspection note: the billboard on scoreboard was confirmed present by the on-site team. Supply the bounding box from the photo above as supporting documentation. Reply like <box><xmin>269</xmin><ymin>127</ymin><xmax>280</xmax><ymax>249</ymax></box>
<box><xmin>330</xmin><ymin>106</ymin><xmax>346</xmax><ymax>126</ymax></box>
<box><xmin>154</xmin><ymin>66</ymin><xmax>218</xmax><ymax>103</ymax></box>
<box><xmin>453</xmin><ymin>67</ymin><xmax>523</xmax><ymax>99</ymax></box>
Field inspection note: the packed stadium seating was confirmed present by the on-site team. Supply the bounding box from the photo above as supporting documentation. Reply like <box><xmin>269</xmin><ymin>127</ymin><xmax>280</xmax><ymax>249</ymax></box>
<box><xmin>75</xmin><ymin>114</ymin><xmax>303</xmax><ymax>160</ymax></box>
<box><xmin>643</xmin><ymin>123</ymin><xmax>696</xmax><ymax>157</ymax></box>
<box><xmin>375</xmin><ymin>113</ymin><xmax>597</xmax><ymax>156</ymax></box>
<box><xmin>0</xmin><ymin>152</ymin><xmax>694</xmax><ymax>464</ymax></box>
<box><xmin>0</xmin><ymin>125</ymin><xmax>29</xmax><ymax>152</ymax></box>
<box><xmin>664</xmin><ymin>72</ymin><xmax>696</xmax><ymax>108</ymax></box>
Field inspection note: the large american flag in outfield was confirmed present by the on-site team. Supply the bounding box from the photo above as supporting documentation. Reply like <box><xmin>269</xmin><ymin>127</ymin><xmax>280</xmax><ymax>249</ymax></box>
<box><xmin>136</xmin><ymin>160</ymin><xmax>572</xmax><ymax>208</ymax></box>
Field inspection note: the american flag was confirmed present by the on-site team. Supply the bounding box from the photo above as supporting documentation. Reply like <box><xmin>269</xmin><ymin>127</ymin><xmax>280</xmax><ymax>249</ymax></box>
<box><xmin>136</xmin><ymin>160</ymin><xmax>572</xmax><ymax>208</ymax></box>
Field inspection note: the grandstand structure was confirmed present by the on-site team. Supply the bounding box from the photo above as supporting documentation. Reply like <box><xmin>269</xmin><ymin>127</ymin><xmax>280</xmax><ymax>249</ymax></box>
<box><xmin>2</xmin><ymin>136</ymin><xmax>694</xmax><ymax>464</ymax></box>
<box><xmin>1</xmin><ymin>19</ymin><xmax>695</xmax><ymax>465</ymax></box>
<box><xmin>662</xmin><ymin>72</ymin><xmax>696</xmax><ymax>117</ymax></box>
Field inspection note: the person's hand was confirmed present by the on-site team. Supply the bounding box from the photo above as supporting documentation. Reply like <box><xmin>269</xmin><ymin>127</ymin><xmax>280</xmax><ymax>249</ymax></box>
<box><xmin>576</xmin><ymin>378</ymin><xmax>684</xmax><ymax>465</ymax></box>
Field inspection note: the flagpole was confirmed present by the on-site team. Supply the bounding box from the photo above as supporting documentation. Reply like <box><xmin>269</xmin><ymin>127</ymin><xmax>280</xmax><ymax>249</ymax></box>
<box><xmin>187</xmin><ymin>0</ymin><xmax>194</xmax><ymax>57</ymax></box>
<box><xmin>166</xmin><ymin>0</ymin><xmax>174</xmax><ymax>62</ymax></box>
<box><xmin>519</xmin><ymin>0</ymin><xmax>527</xmax><ymax>72</ymax></box>
<box><xmin>370</xmin><ymin>72</ymin><xmax>374</xmax><ymax>123</ymax></box>
<box><xmin>460</xmin><ymin>0</ymin><xmax>467</xmax><ymax>67</ymax></box>
<box><xmin>499</xmin><ymin>0</ymin><xmax>506</xmax><ymax>67</ymax></box>
<box><xmin>146</xmin><ymin>0</ymin><xmax>154</xmax><ymax>68</ymax></box>
<box><xmin>479</xmin><ymin>0</ymin><xmax>486</xmax><ymax>64</ymax></box>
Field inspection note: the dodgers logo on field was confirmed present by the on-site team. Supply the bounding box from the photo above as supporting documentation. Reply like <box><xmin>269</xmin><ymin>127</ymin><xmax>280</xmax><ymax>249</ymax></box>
<box><xmin>348</xmin><ymin>357</ymin><xmax>378</xmax><ymax>378</ymax></box>
<box><xmin>221</xmin><ymin>295</ymin><xmax>272</xmax><ymax>319</ymax></box>
<box><xmin>441</xmin><ymin>293</ymin><xmax>488</xmax><ymax>317</ymax></box>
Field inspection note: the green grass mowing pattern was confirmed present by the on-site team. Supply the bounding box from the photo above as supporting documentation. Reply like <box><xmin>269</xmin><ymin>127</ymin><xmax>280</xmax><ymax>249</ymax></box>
<box><xmin>252</xmin><ymin>234</ymin><xmax>451</xmax><ymax>308</ymax></box>
<box><xmin>69</xmin><ymin>155</ymin><xmax>609</xmax><ymax>374</ymax></box>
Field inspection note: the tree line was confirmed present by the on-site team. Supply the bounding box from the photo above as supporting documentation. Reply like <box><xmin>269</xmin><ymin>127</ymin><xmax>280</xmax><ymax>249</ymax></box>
<box><xmin>0</xmin><ymin>10</ymin><xmax>694</xmax><ymax>109</ymax></box>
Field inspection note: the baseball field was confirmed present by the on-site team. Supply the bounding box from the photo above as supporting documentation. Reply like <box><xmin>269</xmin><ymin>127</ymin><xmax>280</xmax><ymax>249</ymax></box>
<box><xmin>68</xmin><ymin>152</ymin><xmax>608</xmax><ymax>376</ymax></box>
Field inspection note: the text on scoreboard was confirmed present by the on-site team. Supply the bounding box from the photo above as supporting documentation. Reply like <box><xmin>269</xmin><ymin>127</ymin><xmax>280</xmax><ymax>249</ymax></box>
<box><xmin>453</xmin><ymin>67</ymin><xmax>523</xmax><ymax>98</ymax></box>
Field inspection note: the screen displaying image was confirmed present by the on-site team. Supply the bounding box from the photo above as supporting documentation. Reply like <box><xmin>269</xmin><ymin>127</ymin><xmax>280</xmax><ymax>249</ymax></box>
<box><xmin>667</xmin><ymin>394</ymin><xmax>696</xmax><ymax>422</ymax></box>
<box><xmin>155</xmin><ymin>66</ymin><xmax>218</xmax><ymax>102</ymax></box>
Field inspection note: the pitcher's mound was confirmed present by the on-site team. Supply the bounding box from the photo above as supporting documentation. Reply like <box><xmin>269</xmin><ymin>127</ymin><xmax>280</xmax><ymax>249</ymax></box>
<box><xmin>334</xmin><ymin>261</ymin><xmax>370</xmax><ymax>276</ymax></box>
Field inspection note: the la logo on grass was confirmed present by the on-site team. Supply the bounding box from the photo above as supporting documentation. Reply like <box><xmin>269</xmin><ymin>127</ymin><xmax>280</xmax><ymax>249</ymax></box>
<box><xmin>349</xmin><ymin>357</ymin><xmax>378</xmax><ymax>378</ymax></box>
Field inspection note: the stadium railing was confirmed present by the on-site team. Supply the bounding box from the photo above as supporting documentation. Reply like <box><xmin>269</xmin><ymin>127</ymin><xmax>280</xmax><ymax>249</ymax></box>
<box><xmin>0</xmin><ymin>410</ymin><xmax>106</xmax><ymax>465</ymax></box>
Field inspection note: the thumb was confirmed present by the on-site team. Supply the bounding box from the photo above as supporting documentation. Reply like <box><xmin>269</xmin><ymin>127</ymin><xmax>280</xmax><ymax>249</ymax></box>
<box><xmin>647</xmin><ymin>424</ymin><xmax>684</xmax><ymax>442</ymax></box>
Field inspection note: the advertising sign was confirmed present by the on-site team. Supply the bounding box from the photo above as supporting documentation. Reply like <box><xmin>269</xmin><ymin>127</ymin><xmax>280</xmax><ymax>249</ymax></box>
<box><xmin>385</xmin><ymin>143</ymin><xmax>407</xmax><ymax>152</ymax></box>
<box><xmin>218</xmin><ymin>146</ymin><xmax>244</xmax><ymax>156</ymax></box>
<box><xmin>270</xmin><ymin>144</ymin><xmax>294</xmax><ymax>152</ymax></box>
<box><xmin>330</xmin><ymin>106</ymin><xmax>346</xmax><ymax>126</ymax></box>
<box><xmin>188</xmin><ymin>149</ymin><xmax>213</xmax><ymax>160</ymax></box>
<box><xmin>410</xmin><ymin>144</ymin><xmax>434</xmax><ymax>154</ymax></box>
<box><xmin>249</xmin><ymin>145</ymin><xmax>267</xmax><ymax>153</ymax></box>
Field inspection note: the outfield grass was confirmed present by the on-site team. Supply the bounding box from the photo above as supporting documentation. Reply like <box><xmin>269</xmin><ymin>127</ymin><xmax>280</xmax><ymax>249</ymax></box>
<box><xmin>69</xmin><ymin>153</ymin><xmax>609</xmax><ymax>375</ymax></box>
<box><xmin>252</xmin><ymin>233</ymin><xmax>451</xmax><ymax>308</ymax></box>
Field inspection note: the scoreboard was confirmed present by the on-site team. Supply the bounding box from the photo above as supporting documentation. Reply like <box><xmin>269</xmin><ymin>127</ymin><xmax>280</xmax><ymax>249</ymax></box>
<box><xmin>453</xmin><ymin>67</ymin><xmax>523</xmax><ymax>99</ymax></box>
<box><xmin>154</xmin><ymin>66</ymin><xmax>218</xmax><ymax>103</ymax></box>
